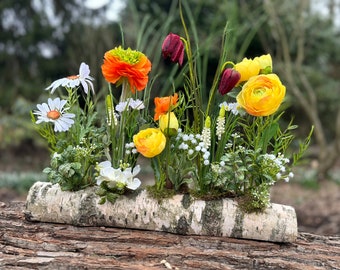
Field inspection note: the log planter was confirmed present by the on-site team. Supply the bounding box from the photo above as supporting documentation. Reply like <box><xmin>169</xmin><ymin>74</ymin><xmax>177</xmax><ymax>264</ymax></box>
<box><xmin>25</xmin><ymin>181</ymin><xmax>297</xmax><ymax>243</ymax></box>
<box><xmin>2</xmin><ymin>201</ymin><xmax>340</xmax><ymax>270</ymax></box>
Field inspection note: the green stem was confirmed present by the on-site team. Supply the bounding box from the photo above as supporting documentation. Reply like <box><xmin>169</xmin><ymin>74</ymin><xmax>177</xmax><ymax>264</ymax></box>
<box><xmin>179</xmin><ymin>0</ymin><xmax>201</xmax><ymax>133</ymax></box>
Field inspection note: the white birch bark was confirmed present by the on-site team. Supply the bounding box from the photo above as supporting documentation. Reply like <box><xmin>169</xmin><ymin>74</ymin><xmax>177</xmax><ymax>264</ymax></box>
<box><xmin>25</xmin><ymin>182</ymin><xmax>298</xmax><ymax>242</ymax></box>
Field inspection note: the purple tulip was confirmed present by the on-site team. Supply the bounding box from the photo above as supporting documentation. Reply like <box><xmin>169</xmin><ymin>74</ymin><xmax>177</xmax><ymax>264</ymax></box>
<box><xmin>162</xmin><ymin>33</ymin><xmax>184</xmax><ymax>66</ymax></box>
<box><xmin>218</xmin><ymin>68</ymin><xmax>241</xmax><ymax>95</ymax></box>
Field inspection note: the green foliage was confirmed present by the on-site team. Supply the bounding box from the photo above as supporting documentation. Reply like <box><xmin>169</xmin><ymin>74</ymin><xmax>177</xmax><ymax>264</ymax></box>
<box><xmin>43</xmin><ymin>141</ymin><xmax>103</xmax><ymax>191</ymax></box>
<box><xmin>96</xmin><ymin>181</ymin><xmax>126</xmax><ymax>204</ymax></box>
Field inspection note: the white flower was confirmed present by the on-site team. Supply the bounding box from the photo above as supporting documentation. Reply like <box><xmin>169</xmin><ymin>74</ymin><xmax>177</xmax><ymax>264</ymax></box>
<box><xmin>220</xmin><ymin>102</ymin><xmax>241</xmax><ymax>116</ymax></box>
<box><xmin>201</xmin><ymin>126</ymin><xmax>211</xmax><ymax>149</ymax></box>
<box><xmin>34</xmin><ymin>97</ymin><xmax>75</xmax><ymax>132</ymax></box>
<box><xmin>122</xmin><ymin>165</ymin><xmax>141</xmax><ymax>190</ymax></box>
<box><xmin>115</xmin><ymin>101</ymin><xmax>128</xmax><ymax>112</ymax></box>
<box><xmin>129</xmin><ymin>99</ymin><xmax>145</xmax><ymax>110</ymax></box>
<box><xmin>95</xmin><ymin>162</ymin><xmax>141</xmax><ymax>191</ymax></box>
<box><xmin>216</xmin><ymin>115</ymin><xmax>225</xmax><ymax>140</ymax></box>
<box><xmin>116</xmin><ymin>98</ymin><xmax>145</xmax><ymax>112</ymax></box>
<box><xmin>97</xmin><ymin>161</ymin><xmax>112</xmax><ymax>171</ymax></box>
<box><xmin>96</xmin><ymin>166</ymin><xmax>125</xmax><ymax>187</ymax></box>
<box><xmin>45</xmin><ymin>62</ymin><xmax>94</xmax><ymax>94</ymax></box>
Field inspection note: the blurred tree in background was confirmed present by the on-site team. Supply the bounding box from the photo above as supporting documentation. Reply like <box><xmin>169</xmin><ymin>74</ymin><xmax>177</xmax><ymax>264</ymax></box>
<box><xmin>0</xmin><ymin>0</ymin><xmax>339</xmax><ymax>180</ymax></box>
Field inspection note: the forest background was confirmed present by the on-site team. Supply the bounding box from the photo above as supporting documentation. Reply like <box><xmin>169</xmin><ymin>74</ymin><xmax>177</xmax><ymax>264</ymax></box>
<box><xmin>0</xmin><ymin>0</ymin><xmax>339</xmax><ymax>234</ymax></box>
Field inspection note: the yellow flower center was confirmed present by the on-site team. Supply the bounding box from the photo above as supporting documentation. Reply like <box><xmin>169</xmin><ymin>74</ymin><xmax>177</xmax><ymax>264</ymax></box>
<box><xmin>47</xmin><ymin>110</ymin><xmax>61</xmax><ymax>120</ymax></box>
<box><xmin>109</xmin><ymin>46</ymin><xmax>142</xmax><ymax>64</ymax></box>
<box><xmin>67</xmin><ymin>75</ymin><xmax>79</xmax><ymax>80</ymax></box>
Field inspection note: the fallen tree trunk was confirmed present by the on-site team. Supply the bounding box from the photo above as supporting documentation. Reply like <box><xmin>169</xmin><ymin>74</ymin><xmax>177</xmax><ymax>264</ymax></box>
<box><xmin>0</xmin><ymin>201</ymin><xmax>339</xmax><ymax>270</ymax></box>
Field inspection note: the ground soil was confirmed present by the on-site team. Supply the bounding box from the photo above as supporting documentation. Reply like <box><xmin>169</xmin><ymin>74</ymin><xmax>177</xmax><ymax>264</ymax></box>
<box><xmin>0</xmin><ymin>142</ymin><xmax>339</xmax><ymax>236</ymax></box>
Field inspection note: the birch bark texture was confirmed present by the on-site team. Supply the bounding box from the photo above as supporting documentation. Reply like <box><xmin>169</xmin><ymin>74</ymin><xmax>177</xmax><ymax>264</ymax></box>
<box><xmin>25</xmin><ymin>181</ymin><xmax>297</xmax><ymax>243</ymax></box>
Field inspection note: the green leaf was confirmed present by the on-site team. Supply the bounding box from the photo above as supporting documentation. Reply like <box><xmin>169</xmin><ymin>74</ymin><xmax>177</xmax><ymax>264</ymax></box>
<box><xmin>106</xmin><ymin>192</ymin><xmax>120</xmax><ymax>204</ymax></box>
<box><xmin>98</xmin><ymin>197</ymin><xmax>106</xmax><ymax>205</ymax></box>
<box><xmin>96</xmin><ymin>187</ymin><xmax>107</xmax><ymax>196</ymax></box>
<box><xmin>259</xmin><ymin>122</ymin><xmax>279</xmax><ymax>152</ymax></box>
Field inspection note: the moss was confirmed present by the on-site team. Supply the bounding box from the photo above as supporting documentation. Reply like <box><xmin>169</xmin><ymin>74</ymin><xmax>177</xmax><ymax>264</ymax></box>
<box><xmin>237</xmin><ymin>193</ymin><xmax>267</xmax><ymax>214</ymax></box>
<box><xmin>190</xmin><ymin>189</ymin><xmax>236</xmax><ymax>201</ymax></box>
<box><xmin>145</xmin><ymin>185</ymin><xmax>176</xmax><ymax>202</ymax></box>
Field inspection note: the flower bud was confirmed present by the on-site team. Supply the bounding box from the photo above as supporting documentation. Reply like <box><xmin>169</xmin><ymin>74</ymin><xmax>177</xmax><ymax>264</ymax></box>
<box><xmin>254</xmin><ymin>54</ymin><xmax>272</xmax><ymax>74</ymax></box>
<box><xmin>218</xmin><ymin>68</ymin><xmax>241</xmax><ymax>95</ymax></box>
<box><xmin>162</xmin><ymin>33</ymin><xmax>184</xmax><ymax>66</ymax></box>
<box><xmin>234</xmin><ymin>58</ymin><xmax>261</xmax><ymax>85</ymax></box>
<box><xmin>159</xmin><ymin>112</ymin><xmax>179</xmax><ymax>137</ymax></box>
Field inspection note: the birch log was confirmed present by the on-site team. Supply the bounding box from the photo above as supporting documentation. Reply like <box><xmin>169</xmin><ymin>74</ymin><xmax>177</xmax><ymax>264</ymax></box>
<box><xmin>25</xmin><ymin>181</ymin><xmax>298</xmax><ymax>243</ymax></box>
<box><xmin>2</xmin><ymin>201</ymin><xmax>339</xmax><ymax>270</ymax></box>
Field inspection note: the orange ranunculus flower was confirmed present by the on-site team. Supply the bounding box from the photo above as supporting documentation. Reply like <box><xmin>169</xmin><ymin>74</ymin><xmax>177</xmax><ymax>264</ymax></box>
<box><xmin>154</xmin><ymin>93</ymin><xmax>178</xmax><ymax>121</ymax></box>
<box><xmin>234</xmin><ymin>57</ymin><xmax>261</xmax><ymax>85</ymax></box>
<box><xmin>101</xmin><ymin>46</ymin><xmax>152</xmax><ymax>93</ymax></box>
<box><xmin>236</xmin><ymin>74</ymin><xmax>286</xmax><ymax>117</ymax></box>
<box><xmin>133</xmin><ymin>128</ymin><xmax>166</xmax><ymax>158</ymax></box>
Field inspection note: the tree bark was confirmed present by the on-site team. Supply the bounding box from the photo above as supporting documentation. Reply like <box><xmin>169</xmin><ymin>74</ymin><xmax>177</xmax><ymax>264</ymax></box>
<box><xmin>25</xmin><ymin>182</ymin><xmax>297</xmax><ymax>243</ymax></box>
<box><xmin>1</xmin><ymin>201</ymin><xmax>339</xmax><ymax>270</ymax></box>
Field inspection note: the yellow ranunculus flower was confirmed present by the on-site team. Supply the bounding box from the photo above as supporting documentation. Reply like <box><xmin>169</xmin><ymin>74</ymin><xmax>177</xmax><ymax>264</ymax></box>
<box><xmin>254</xmin><ymin>54</ymin><xmax>272</xmax><ymax>74</ymax></box>
<box><xmin>159</xmin><ymin>112</ymin><xmax>179</xmax><ymax>137</ymax></box>
<box><xmin>234</xmin><ymin>57</ymin><xmax>261</xmax><ymax>84</ymax></box>
<box><xmin>133</xmin><ymin>128</ymin><xmax>166</xmax><ymax>158</ymax></box>
<box><xmin>236</xmin><ymin>74</ymin><xmax>286</xmax><ymax>117</ymax></box>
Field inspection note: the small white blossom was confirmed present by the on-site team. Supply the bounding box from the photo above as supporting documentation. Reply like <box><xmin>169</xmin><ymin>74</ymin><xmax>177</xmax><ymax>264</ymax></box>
<box><xmin>182</xmin><ymin>134</ymin><xmax>189</xmax><ymax>141</ymax></box>
<box><xmin>201</xmin><ymin>126</ymin><xmax>211</xmax><ymax>149</ymax></box>
<box><xmin>216</xmin><ymin>115</ymin><xmax>225</xmax><ymax>140</ymax></box>
<box><xmin>129</xmin><ymin>99</ymin><xmax>145</xmax><ymax>110</ymax></box>
<box><xmin>219</xmin><ymin>102</ymin><xmax>240</xmax><ymax>115</ymax></box>
<box><xmin>116</xmin><ymin>98</ymin><xmax>145</xmax><ymax>112</ymax></box>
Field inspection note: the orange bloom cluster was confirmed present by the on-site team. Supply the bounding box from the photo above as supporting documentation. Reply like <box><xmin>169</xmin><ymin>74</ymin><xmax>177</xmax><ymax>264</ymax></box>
<box><xmin>154</xmin><ymin>93</ymin><xmax>178</xmax><ymax>121</ymax></box>
<box><xmin>101</xmin><ymin>47</ymin><xmax>152</xmax><ymax>93</ymax></box>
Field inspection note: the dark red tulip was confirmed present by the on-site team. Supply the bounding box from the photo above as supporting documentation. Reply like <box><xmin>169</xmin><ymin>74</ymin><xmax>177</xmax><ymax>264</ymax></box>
<box><xmin>218</xmin><ymin>68</ymin><xmax>241</xmax><ymax>95</ymax></box>
<box><xmin>162</xmin><ymin>33</ymin><xmax>184</xmax><ymax>66</ymax></box>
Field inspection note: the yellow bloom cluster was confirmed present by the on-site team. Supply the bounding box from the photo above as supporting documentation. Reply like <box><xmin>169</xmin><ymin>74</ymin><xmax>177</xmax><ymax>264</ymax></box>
<box><xmin>234</xmin><ymin>54</ymin><xmax>285</xmax><ymax>117</ymax></box>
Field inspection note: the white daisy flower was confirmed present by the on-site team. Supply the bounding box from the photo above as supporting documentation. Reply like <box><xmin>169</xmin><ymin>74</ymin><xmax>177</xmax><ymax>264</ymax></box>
<box><xmin>34</xmin><ymin>98</ymin><xmax>75</xmax><ymax>132</ymax></box>
<box><xmin>45</xmin><ymin>62</ymin><xmax>94</xmax><ymax>94</ymax></box>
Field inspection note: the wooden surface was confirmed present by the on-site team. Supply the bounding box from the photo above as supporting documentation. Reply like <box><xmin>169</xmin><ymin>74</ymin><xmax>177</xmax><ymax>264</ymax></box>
<box><xmin>0</xmin><ymin>201</ymin><xmax>339</xmax><ymax>270</ymax></box>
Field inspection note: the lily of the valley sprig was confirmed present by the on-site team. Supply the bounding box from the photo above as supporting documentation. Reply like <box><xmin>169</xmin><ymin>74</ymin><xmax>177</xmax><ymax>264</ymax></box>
<box><xmin>31</xmin><ymin>1</ymin><xmax>312</xmax><ymax>211</ymax></box>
